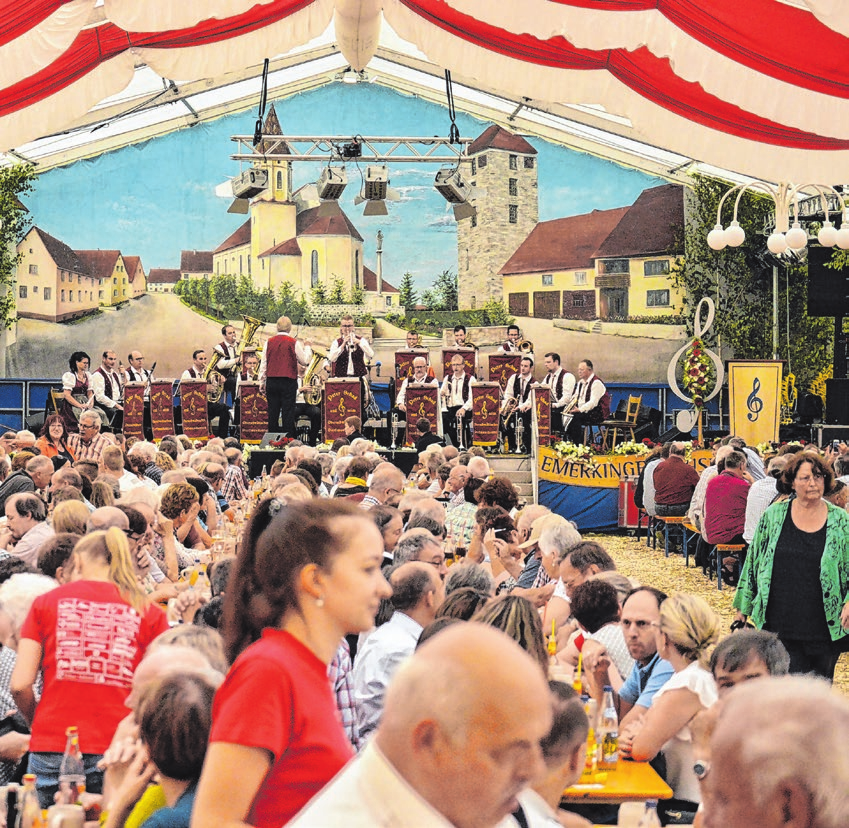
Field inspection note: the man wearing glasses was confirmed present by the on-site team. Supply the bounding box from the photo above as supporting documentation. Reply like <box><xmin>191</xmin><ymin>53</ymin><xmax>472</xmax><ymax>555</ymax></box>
<box><xmin>125</xmin><ymin>350</ymin><xmax>153</xmax><ymax>439</ymax></box>
<box><xmin>359</xmin><ymin>464</ymin><xmax>405</xmax><ymax>510</ymax></box>
<box><xmin>580</xmin><ymin>586</ymin><xmax>674</xmax><ymax>742</ymax></box>
<box><xmin>67</xmin><ymin>410</ymin><xmax>110</xmax><ymax>463</ymax></box>
<box><xmin>329</xmin><ymin>315</ymin><xmax>374</xmax><ymax>378</ymax></box>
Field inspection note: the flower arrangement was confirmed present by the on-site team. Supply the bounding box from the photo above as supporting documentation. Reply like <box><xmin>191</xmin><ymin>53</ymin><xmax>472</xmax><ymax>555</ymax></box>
<box><xmin>611</xmin><ymin>440</ymin><xmax>652</xmax><ymax>456</ymax></box>
<box><xmin>269</xmin><ymin>436</ymin><xmax>295</xmax><ymax>449</ymax></box>
<box><xmin>682</xmin><ymin>339</ymin><xmax>714</xmax><ymax>408</ymax></box>
<box><xmin>551</xmin><ymin>441</ymin><xmax>598</xmax><ymax>465</ymax></box>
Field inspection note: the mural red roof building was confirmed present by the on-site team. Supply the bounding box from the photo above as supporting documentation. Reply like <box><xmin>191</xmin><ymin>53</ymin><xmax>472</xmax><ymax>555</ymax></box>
<box><xmin>593</xmin><ymin>184</ymin><xmax>684</xmax><ymax>259</ymax></box>
<box><xmin>363</xmin><ymin>265</ymin><xmax>398</xmax><ymax>293</ymax></box>
<box><xmin>148</xmin><ymin>268</ymin><xmax>181</xmax><ymax>285</ymax></box>
<box><xmin>468</xmin><ymin>124</ymin><xmax>536</xmax><ymax>156</ymax></box>
<box><xmin>180</xmin><ymin>250</ymin><xmax>215</xmax><ymax>272</ymax></box>
<box><xmin>76</xmin><ymin>250</ymin><xmax>122</xmax><ymax>282</ymax></box>
<box><xmin>500</xmin><ymin>207</ymin><xmax>629</xmax><ymax>276</ymax></box>
<box><xmin>32</xmin><ymin>227</ymin><xmax>86</xmax><ymax>275</ymax></box>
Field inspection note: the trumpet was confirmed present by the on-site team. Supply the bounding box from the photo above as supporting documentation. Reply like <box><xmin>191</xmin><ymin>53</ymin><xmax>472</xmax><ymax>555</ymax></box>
<box><xmin>514</xmin><ymin>409</ymin><xmax>525</xmax><ymax>454</ymax></box>
<box><xmin>390</xmin><ymin>411</ymin><xmax>399</xmax><ymax>450</ymax></box>
<box><xmin>456</xmin><ymin>411</ymin><xmax>465</xmax><ymax>450</ymax></box>
<box><xmin>501</xmin><ymin>396</ymin><xmax>519</xmax><ymax>426</ymax></box>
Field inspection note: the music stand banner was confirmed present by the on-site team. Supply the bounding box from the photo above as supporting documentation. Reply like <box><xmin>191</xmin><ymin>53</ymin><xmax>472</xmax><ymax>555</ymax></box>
<box><xmin>727</xmin><ymin>360</ymin><xmax>782</xmax><ymax>445</ymax></box>
<box><xmin>489</xmin><ymin>354</ymin><xmax>521</xmax><ymax>391</ymax></box>
<box><xmin>123</xmin><ymin>382</ymin><xmax>145</xmax><ymax>441</ymax></box>
<box><xmin>472</xmin><ymin>383</ymin><xmax>501</xmax><ymax>446</ymax></box>
<box><xmin>442</xmin><ymin>348</ymin><xmax>476</xmax><ymax>379</ymax></box>
<box><xmin>395</xmin><ymin>350</ymin><xmax>421</xmax><ymax>380</ymax></box>
<box><xmin>324</xmin><ymin>378</ymin><xmax>362</xmax><ymax>442</ymax></box>
<box><xmin>239</xmin><ymin>382</ymin><xmax>268</xmax><ymax>443</ymax></box>
<box><xmin>534</xmin><ymin>385</ymin><xmax>551</xmax><ymax>446</ymax></box>
<box><xmin>150</xmin><ymin>380</ymin><xmax>175</xmax><ymax>441</ymax></box>
<box><xmin>181</xmin><ymin>380</ymin><xmax>210</xmax><ymax>440</ymax></box>
<box><xmin>404</xmin><ymin>385</ymin><xmax>440</xmax><ymax>444</ymax></box>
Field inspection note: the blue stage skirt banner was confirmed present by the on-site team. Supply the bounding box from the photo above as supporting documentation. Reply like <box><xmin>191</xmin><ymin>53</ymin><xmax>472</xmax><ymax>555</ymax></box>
<box><xmin>538</xmin><ymin>447</ymin><xmax>712</xmax><ymax>531</ymax></box>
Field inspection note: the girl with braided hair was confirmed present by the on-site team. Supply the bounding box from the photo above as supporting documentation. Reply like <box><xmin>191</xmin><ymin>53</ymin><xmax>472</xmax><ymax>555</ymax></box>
<box><xmin>192</xmin><ymin>499</ymin><xmax>390</xmax><ymax>828</ymax></box>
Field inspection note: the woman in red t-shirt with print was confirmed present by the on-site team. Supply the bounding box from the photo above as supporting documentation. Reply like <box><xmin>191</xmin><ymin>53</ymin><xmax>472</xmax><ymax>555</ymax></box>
<box><xmin>191</xmin><ymin>498</ymin><xmax>391</xmax><ymax>828</ymax></box>
<box><xmin>11</xmin><ymin>527</ymin><xmax>168</xmax><ymax>807</ymax></box>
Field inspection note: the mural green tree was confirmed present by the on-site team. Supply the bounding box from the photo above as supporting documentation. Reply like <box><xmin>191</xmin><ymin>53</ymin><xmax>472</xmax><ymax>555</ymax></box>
<box><xmin>434</xmin><ymin>269</ymin><xmax>459</xmax><ymax>311</ymax></box>
<box><xmin>398</xmin><ymin>272</ymin><xmax>417</xmax><ymax>309</ymax></box>
<box><xmin>671</xmin><ymin>175</ymin><xmax>831</xmax><ymax>389</ymax></box>
<box><xmin>0</xmin><ymin>164</ymin><xmax>38</xmax><ymax>329</ymax></box>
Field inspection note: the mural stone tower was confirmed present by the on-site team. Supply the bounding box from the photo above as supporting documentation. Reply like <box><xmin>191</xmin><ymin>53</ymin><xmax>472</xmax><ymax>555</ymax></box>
<box><xmin>457</xmin><ymin>125</ymin><xmax>538</xmax><ymax>309</ymax></box>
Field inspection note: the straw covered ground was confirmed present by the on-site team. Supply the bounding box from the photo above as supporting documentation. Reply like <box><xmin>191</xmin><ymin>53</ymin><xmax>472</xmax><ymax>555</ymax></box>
<box><xmin>588</xmin><ymin>530</ymin><xmax>849</xmax><ymax>695</ymax></box>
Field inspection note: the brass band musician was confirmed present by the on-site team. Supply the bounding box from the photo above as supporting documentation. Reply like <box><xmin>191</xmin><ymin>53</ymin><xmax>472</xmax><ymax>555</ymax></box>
<box><xmin>329</xmin><ymin>315</ymin><xmax>374</xmax><ymax>378</ymax></box>
<box><xmin>440</xmin><ymin>354</ymin><xmax>476</xmax><ymax>448</ymax></box>
<box><xmin>500</xmin><ymin>356</ymin><xmax>535</xmax><ymax>453</ymax></box>
<box><xmin>403</xmin><ymin>330</ymin><xmax>436</xmax><ymax>380</ymax></box>
<box><xmin>213</xmin><ymin>324</ymin><xmax>240</xmax><ymax>399</ymax></box>
<box><xmin>396</xmin><ymin>357</ymin><xmax>439</xmax><ymax>416</ymax></box>
<box><xmin>496</xmin><ymin>324</ymin><xmax>522</xmax><ymax>354</ymax></box>
<box><xmin>541</xmin><ymin>352</ymin><xmax>576</xmax><ymax>436</ymax></box>
<box><xmin>181</xmin><ymin>349</ymin><xmax>231</xmax><ymax>438</ymax></box>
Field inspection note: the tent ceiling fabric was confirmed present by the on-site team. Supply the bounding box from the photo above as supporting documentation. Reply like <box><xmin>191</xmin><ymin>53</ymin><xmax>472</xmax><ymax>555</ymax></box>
<box><xmin>2</xmin><ymin>0</ymin><xmax>849</xmax><ymax>183</ymax></box>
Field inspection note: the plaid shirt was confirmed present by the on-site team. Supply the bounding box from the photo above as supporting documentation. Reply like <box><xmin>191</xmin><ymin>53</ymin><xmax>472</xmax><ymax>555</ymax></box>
<box><xmin>445</xmin><ymin>501</ymin><xmax>477</xmax><ymax>548</ymax></box>
<box><xmin>67</xmin><ymin>431</ymin><xmax>109</xmax><ymax>463</ymax></box>
<box><xmin>327</xmin><ymin>639</ymin><xmax>361</xmax><ymax>751</ymax></box>
<box><xmin>359</xmin><ymin>494</ymin><xmax>381</xmax><ymax>510</ymax></box>
<box><xmin>221</xmin><ymin>464</ymin><xmax>248</xmax><ymax>502</ymax></box>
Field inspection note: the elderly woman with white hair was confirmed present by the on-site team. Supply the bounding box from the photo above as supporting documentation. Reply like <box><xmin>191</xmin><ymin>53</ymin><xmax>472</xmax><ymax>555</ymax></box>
<box><xmin>0</xmin><ymin>573</ymin><xmax>57</xmax><ymax>784</ymax></box>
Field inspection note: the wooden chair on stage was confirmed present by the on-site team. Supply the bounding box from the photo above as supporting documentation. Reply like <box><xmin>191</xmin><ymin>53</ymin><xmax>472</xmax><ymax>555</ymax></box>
<box><xmin>600</xmin><ymin>394</ymin><xmax>642</xmax><ymax>450</ymax></box>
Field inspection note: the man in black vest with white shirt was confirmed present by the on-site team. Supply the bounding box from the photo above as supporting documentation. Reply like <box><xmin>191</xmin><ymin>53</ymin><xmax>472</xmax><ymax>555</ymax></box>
<box><xmin>565</xmin><ymin>359</ymin><xmax>609</xmax><ymax>444</ymax></box>
<box><xmin>541</xmin><ymin>352</ymin><xmax>575</xmax><ymax>438</ymax></box>
<box><xmin>91</xmin><ymin>349</ymin><xmax>123</xmax><ymax>432</ymax></box>
<box><xmin>501</xmin><ymin>356</ymin><xmax>535</xmax><ymax>453</ymax></box>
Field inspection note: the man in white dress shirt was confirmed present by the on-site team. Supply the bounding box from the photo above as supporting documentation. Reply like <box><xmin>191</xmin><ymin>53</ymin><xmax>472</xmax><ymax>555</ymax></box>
<box><xmin>541</xmin><ymin>352</ymin><xmax>575</xmax><ymax>438</ymax></box>
<box><xmin>329</xmin><ymin>315</ymin><xmax>374</xmax><ymax>378</ymax></box>
<box><xmin>440</xmin><ymin>354</ymin><xmax>476</xmax><ymax>448</ymax></box>
<box><xmin>564</xmin><ymin>359</ymin><xmax>609</xmax><ymax>444</ymax></box>
<box><xmin>212</xmin><ymin>324</ymin><xmax>240</xmax><ymax>400</ymax></box>
<box><xmin>292</xmin><ymin>623</ymin><xmax>552</xmax><ymax>828</ymax></box>
<box><xmin>396</xmin><ymin>357</ymin><xmax>439</xmax><ymax>416</ymax></box>
<box><xmin>91</xmin><ymin>349</ymin><xmax>124</xmax><ymax>431</ymax></box>
<box><xmin>500</xmin><ymin>356</ymin><xmax>535</xmax><ymax>453</ymax></box>
<box><xmin>352</xmin><ymin>562</ymin><xmax>443</xmax><ymax>742</ymax></box>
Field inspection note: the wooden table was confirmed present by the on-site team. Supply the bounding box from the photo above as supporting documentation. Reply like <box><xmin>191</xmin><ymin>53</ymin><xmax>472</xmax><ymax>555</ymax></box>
<box><xmin>563</xmin><ymin>760</ymin><xmax>672</xmax><ymax>805</ymax></box>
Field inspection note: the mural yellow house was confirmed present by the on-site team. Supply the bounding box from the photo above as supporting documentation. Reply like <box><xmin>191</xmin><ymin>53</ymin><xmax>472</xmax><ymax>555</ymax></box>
<box><xmin>77</xmin><ymin>249</ymin><xmax>129</xmax><ymax>306</ymax></box>
<box><xmin>500</xmin><ymin>178</ymin><xmax>685</xmax><ymax>321</ymax></box>
<box><xmin>124</xmin><ymin>255</ymin><xmax>147</xmax><ymax>298</ymax></box>
<box><xmin>16</xmin><ymin>227</ymin><xmax>100</xmax><ymax>321</ymax></box>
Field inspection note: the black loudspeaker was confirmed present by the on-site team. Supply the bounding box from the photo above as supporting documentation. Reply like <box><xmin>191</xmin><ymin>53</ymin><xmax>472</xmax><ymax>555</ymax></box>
<box><xmin>26</xmin><ymin>413</ymin><xmax>45</xmax><ymax>433</ymax></box>
<box><xmin>657</xmin><ymin>427</ymin><xmax>691</xmax><ymax>443</ymax></box>
<box><xmin>808</xmin><ymin>245</ymin><xmax>849</xmax><ymax>317</ymax></box>
<box><xmin>826</xmin><ymin>379</ymin><xmax>849</xmax><ymax>424</ymax></box>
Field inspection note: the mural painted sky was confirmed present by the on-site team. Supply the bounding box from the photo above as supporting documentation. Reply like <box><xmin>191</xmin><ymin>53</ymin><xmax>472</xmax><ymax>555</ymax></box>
<box><xmin>26</xmin><ymin>83</ymin><xmax>663</xmax><ymax>293</ymax></box>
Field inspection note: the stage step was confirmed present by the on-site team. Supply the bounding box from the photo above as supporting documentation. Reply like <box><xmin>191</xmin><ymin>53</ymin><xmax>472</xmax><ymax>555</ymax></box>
<box><xmin>488</xmin><ymin>456</ymin><xmax>535</xmax><ymax>505</ymax></box>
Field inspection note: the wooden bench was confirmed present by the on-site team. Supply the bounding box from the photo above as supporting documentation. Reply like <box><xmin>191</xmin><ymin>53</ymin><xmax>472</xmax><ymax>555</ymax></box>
<box><xmin>713</xmin><ymin>543</ymin><xmax>745</xmax><ymax>590</ymax></box>
<box><xmin>655</xmin><ymin>515</ymin><xmax>696</xmax><ymax>565</ymax></box>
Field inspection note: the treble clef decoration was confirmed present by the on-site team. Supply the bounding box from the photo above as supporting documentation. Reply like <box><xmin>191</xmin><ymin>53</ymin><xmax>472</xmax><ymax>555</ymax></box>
<box><xmin>667</xmin><ymin>297</ymin><xmax>725</xmax><ymax>439</ymax></box>
<box><xmin>747</xmin><ymin>378</ymin><xmax>764</xmax><ymax>422</ymax></box>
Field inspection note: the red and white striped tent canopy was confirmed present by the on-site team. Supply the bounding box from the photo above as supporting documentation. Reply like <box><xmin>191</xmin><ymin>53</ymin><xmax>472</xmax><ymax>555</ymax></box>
<box><xmin>3</xmin><ymin>0</ymin><xmax>849</xmax><ymax>182</ymax></box>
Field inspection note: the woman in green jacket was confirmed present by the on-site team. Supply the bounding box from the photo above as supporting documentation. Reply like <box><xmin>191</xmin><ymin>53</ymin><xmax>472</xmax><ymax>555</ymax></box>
<box><xmin>734</xmin><ymin>452</ymin><xmax>849</xmax><ymax>680</ymax></box>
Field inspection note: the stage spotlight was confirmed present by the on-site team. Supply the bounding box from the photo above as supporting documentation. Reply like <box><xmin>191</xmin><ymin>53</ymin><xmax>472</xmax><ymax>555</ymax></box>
<box><xmin>354</xmin><ymin>165</ymin><xmax>399</xmax><ymax>216</ymax></box>
<box><xmin>434</xmin><ymin>166</ymin><xmax>480</xmax><ymax>221</ymax></box>
<box><xmin>317</xmin><ymin>166</ymin><xmax>347</xmax><ymax>200</ymax></box>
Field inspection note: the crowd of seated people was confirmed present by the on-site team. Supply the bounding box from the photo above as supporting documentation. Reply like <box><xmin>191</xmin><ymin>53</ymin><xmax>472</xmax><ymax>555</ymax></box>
<box><xmin>0</xmin><ymin>427</ymin><xmax>843</xmax><ymax>828</ymax></box>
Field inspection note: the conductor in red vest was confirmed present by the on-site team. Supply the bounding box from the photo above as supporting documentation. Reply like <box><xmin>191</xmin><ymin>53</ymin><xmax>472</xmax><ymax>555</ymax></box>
<box><xmin>259</xmin><ymin>316</ymin><xmax>312</xmax><ymax>435</ymax></box>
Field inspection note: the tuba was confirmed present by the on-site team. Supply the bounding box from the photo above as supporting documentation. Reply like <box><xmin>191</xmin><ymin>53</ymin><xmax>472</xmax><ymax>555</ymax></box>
<box><xmin>238</xmin><ymin>315</ymin><xmax>264</xmax><ymax>357</ymax></box>
<box><xmin>518</xmin><ymin>339</ymin><xmax>534</xmax><ymax>354</ymax></box>
<box><xmin>301</xmin><ymin>349</ymin><xmax>328</xmax><ymax>406</ymax></box>
<box><xmin>203</xmin><ymin>350</ymin><xmax>225</xmax><ymax>403</ymax></box>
